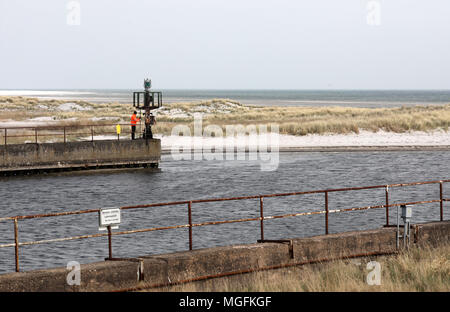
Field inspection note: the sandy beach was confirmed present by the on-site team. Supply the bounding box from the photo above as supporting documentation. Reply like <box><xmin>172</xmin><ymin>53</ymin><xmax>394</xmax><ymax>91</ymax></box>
<box><xmin>157</xmin><ymin>129</ymin><xmax>450</xmax><ymax>151</ymax></box>
<box><xmin>1</xmin><ymin>117</ymin><xmax>449</xmax><ymax>150</ymax></box>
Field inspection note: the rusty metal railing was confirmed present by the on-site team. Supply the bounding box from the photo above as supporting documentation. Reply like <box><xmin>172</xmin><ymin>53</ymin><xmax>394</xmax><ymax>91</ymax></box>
<box><xmin>0</xmin><ymin>179</ymin><xmax>448</xmax><ymax>273</ymax></box>
<box><xmin>0</xmin><ymin>123</ymin><xmax>145</xmax><ymax>145</ymax></box>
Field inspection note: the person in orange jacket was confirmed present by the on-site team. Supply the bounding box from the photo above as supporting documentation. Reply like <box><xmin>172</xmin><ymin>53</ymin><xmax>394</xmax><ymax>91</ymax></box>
<box><xmin>130</xmin><ymin>111</ymin><xmax>140</xmax><ymax>140</ymax></box>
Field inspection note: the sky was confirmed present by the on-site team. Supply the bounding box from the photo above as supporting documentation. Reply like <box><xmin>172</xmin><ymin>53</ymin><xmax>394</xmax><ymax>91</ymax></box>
<box><xmin>0</xmin><ymin>0</ymin><xmax>449</xmax><ymax>90</ymax></box>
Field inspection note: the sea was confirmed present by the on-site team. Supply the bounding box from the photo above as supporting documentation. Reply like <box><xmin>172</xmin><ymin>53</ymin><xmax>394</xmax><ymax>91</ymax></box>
<box><xmin>1</xmin><ymin>89</ymin><xmax>450</xmax><ymax>108</ymax></box>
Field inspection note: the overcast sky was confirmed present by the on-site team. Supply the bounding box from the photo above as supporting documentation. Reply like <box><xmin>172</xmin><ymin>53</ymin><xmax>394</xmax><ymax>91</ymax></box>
<box><xmin>0</xmin><ymin>0</ymin><xmax>449</xmax><ymax>90</ymax></box>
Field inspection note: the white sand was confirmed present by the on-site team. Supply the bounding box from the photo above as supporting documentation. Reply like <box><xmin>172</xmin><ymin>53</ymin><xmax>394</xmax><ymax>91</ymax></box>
<box><xmin>57</xmin><ymin>103</ymin><xmax>91</xmax><ymax>111</ymax></box>
<box><xmin>90</xmin><ymin>117</ymin><xmax>120</xmax><ymax>122</ymax></box>
<box><xmin>1</xmin><ymin>117</ymin><xmax>448</xmax><ymax>148</ymax></box>
<box><xmin>275</xmin><ymin>130</ymin><xmax>450</xmax><ymax>147</ymax></box>
<box><xmin>0</xmin><ymin>118</ymin><xmax>78</xmax><ymax>128</ymax></box>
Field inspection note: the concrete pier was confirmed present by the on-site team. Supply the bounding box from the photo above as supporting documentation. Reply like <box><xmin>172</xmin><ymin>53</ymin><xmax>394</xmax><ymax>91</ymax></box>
<box><xmin>0</xmin><ymin>139</ymin><xmax>161</xmax><ymax>175</ymax></box>
<box><xmin>0</xmin><ymin>220</ymin><xmax>447</xmax><ymax>292</ymax></box>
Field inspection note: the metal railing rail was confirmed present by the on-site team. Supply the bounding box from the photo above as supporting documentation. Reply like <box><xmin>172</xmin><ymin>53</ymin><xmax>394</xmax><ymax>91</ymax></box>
<box><xmin>0</xmin><ymin>123</ymin><xmax>146</xmax><ymax>145</ymax></box>
<box><xmin>0</xmin><ymin>179</ymin><xmax>448</xmax><ymax>273</ymax></box>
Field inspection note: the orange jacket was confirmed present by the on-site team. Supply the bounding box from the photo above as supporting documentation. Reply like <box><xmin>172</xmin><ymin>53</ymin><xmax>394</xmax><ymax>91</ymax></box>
<box><xmin>131</xmin><ymin>114</ymin><xmax>140</xmax><ymax>125</ymax></box>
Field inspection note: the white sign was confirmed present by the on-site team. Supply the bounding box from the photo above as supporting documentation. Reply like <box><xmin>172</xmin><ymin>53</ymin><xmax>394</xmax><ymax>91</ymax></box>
<box><xmin>99</xmin><ymin>208</ymin><xmax>121</xmax><ymax>230</ymax></box>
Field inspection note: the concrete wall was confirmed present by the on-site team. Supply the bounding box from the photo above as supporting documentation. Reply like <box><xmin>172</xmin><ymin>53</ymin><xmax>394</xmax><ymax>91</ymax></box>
<box><xmin>0</xmin><ymin>221</ymin><xmax>448</xmax><ymax>292</ymax></box>
<box><xmin>0</xmin><ymin>139</ymin><xmax>160</xmax><ymax>171</ymax></box>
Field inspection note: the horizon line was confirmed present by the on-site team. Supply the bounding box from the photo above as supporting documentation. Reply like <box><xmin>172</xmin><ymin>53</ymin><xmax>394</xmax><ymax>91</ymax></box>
<box><xmin>1</xmin><ymin>88</ymin><xmax>450</xmax><ymax>92</ymax></box>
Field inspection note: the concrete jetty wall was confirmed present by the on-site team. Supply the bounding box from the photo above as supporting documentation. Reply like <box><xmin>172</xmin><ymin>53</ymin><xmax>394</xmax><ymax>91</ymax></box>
<box><xmin>0</xmin><ymin>139</ymin><xmax>161</xmax><ymax>174</ymax></box>
<box><xmin>0</xmin><ymin>220</ymin><xmax>448</xmax><ymax>292</ymax></box>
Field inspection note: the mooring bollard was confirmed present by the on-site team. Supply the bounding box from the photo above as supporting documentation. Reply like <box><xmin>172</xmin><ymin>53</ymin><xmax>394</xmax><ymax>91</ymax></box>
<box><xmin>116</xmin><ymin>124</ymin><xmax>121</xmax><ymax>141</ymax></box>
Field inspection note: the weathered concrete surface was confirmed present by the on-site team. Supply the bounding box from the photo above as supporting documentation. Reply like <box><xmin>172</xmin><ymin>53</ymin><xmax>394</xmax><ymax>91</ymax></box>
<box><xmin>0</xmin><ymin>221</ymin><xmax>448</xmax><ymax>292</ymax></box>
<box><xmin>141</xmin><ymin>242</ymin><xmax>293</xmax><ymax>286</ymax></box>
<box><xmin>0</xmin><ymin>139</ymin><xmax>160</xmax><ymax>173</ymax></box>
<box><xmin>290</xmin><ymin>227</ymin><xmax>398</xmax><ymax>262</ymax></box>
<box><xmin>415</xmin><ymin>221</ymin><xmax>450</xmax><ymax>247</ymax></box>
<box><xmin>0</xmin><ymin>260</ymin><xmax>142</xmax><ymax>292</ymax></box>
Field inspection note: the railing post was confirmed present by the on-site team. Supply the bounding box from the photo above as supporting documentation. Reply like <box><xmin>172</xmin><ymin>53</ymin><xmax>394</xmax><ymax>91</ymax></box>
<box><xmin>35</xmin><ymin>128</ymin><xmax>38</xmax><ymax>144</ymax></box>
<box><xmin>385</xmin><ymin>185</ymin><xmax>390</xmax><ymax>226</ymax></box>
<box><xmin>14</xmin><ymin>218</ymin><xmax>19</xmax><ymax>272</ymax></box>
<box><xmin>63</xmin><ymin>127</ymin><xmax>66</xmax><ymax>144</ymax></box>
<box><xmin>91</xmin><ymin>127</ymin><xmax>94</xmax><ymax>142</ymax></box>
<box><xmin>188</xmin><ymin>201</ymin><xmax>193</xmax><ymax>250</ymax></box>
<box><xmin>325</xmin><ymin>191</ymin><xmax>329</xmax><ymax>235</ymax></box>
<box><xmin>107</xmin><ymin>225</ymin><xmax>112</xmax><ymax>260</ymax></box>
<box><xmin>4</xmin><ymin>128</ymin><xmax>7</xmax><ymax>146</ymax></box>
<box><xmin>259</xmin><ymin>196</ymin><xmax>264</xmax><ymax>241</ymax></box>
<box><xmin>440</xmin><ymin>181</ymin><xmax>444</xmax><ymax>221</ymax></box>
<box><xmin>396</xmin><ymin>204</ymin><xmax>400</xmax><ymax>250</ymax></box>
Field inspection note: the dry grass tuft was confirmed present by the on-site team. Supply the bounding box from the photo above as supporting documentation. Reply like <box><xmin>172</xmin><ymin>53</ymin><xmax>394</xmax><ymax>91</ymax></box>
<box><xmin>1</xmin><ymin>96</ymin><xmax>450</xmax><ymax>136</ymax></box>
<box><xmin>148</xmin><ymin>242</ymin><xmax>450</xmax><ymax>292</ymax></box>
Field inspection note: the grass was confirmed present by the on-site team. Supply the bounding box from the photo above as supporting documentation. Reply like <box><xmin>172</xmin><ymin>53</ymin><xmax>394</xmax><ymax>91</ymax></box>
<box><xmin>1</xmin><ymin>96</ymin><xmax>450</xmax><ymax>137</ymax></box>
<box><xmin>148</xmin><ymin>242</ymin><xmax>450</xmax><ymax>292</ymax></box>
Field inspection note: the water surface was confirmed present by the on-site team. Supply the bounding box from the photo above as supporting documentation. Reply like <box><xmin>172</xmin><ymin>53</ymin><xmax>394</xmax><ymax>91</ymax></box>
<box><xmin>0</xmin><ymin>151</ymin><xmax>448</xmax><ymax>273</ymax></box>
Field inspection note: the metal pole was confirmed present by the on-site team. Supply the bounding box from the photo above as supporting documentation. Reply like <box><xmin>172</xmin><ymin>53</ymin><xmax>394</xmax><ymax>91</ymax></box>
<box><xmin>403</xmin><ymin>220</ymin><xmax>406</xmax><ymax>248</ymax></box>
<box><xmin>440</xmin><ymin>182</ymin><xmax>444</xmax><ymax>221</ymax></box>
<box><xmin>403</xmin><ymin>221</ymin><xmax>409</xmax><ymax>249</ymax></box>
<box><xmin>259</xmin><ymin>196</ymin><xmax>264</xmax><ymax>241</ymax></box>
<box><xmin>63</xmin><ymin>127</ymin><xmax>66</xmax><ymax>144</ymax></box>
<box><xmin>188</xmin><ymin>201</ymin><xmax>193</xmax><ymax>250</ymax></box>
<box><xmin>91</xmin><ymin>127</ymin><xmax>94</xmax><ymax>142</ymax></box>
<box><xmin>325</xmin><ymin>191</ymin><xmax>329</xmax><ymax>235</ymax></box>
<box><xmin>107</xmin><ymin>225</ymin><xmax>112</xmax><ymax>260</ymax></box>
<box><xmin>14</xmin><ymin>218</ymin><xmax>19</xmax><ymax>272</ymax></box>
<box><xmin>396</xmin><ymin>205</ymin><xmax>399</xmax><ymax>250</ymax></box>
<box><xmin>35</xmin><ymin>128</ymin><xmax>37</xmax><ymax>144</ymax></box>
<box><xmin>4</xmin><ymin>128</ymin><xmax>7</xmax><ymax>146</ymax></box>
<box><xmin>407</xmin><ymin>221</ymin><xmax>411</xmax><ymax>247</ymax></box>
<box><xmin>385</xmin><ymin>185</ymin><xmax>389</xmax><ymax>226</ymax></box>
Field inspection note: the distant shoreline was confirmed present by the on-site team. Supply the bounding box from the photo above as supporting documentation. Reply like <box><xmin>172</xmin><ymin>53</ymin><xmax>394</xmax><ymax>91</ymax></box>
<box><xmin>161</xmin><ymin>145</ymin><xmax>450</xmax><ymax>155</ymax></box>
<box><xmin>2</xmin><ymin>90</ymin><xmax>450</xmax><ymax>108</ymax></box>
<box><xmin>1</xmin><ymin>96</ymin><xmax>449</xmax><ymax>142</ymax></box>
